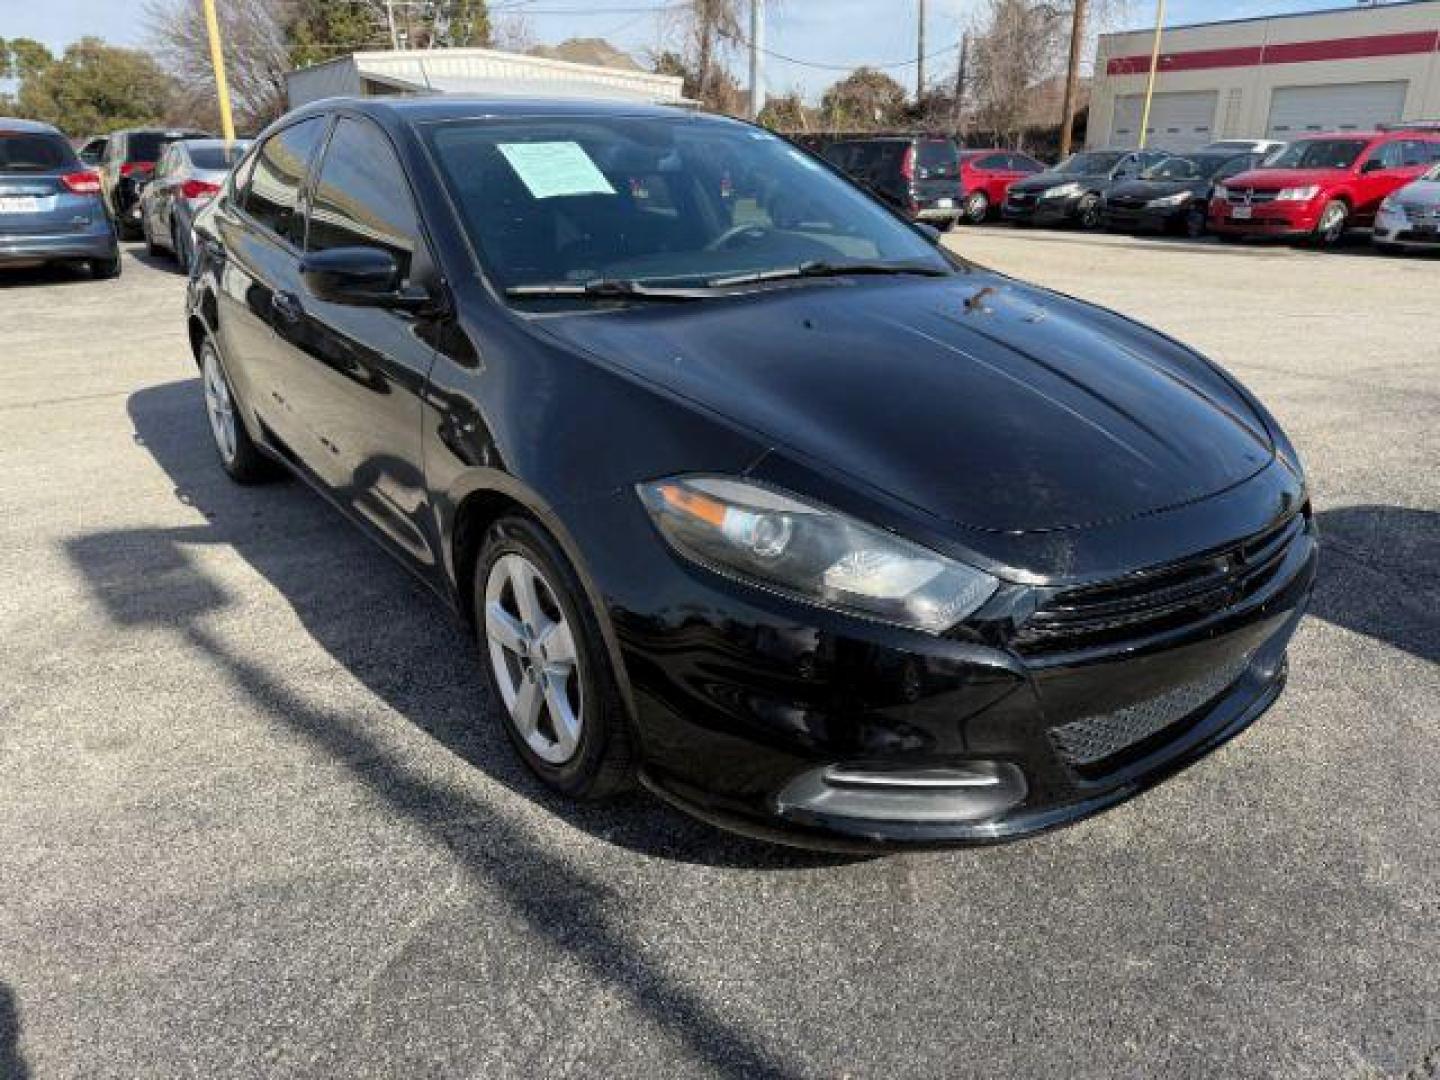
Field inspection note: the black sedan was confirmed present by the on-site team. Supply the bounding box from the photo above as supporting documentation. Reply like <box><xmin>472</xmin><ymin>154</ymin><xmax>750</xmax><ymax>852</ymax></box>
<box><xmin>1104</xmin><ymin>152</ymin><xmax>1263</xmax><ymax>237</ymax></box>
<box><xmin>186</xmin><ymin>98</ymin><xmax>1316</xmax><ymax>850</ymax></box>
<box><xmin>1003</xmin><ymin>148</ymin><xmax>1169</xmax><ymax>229</ymax></box>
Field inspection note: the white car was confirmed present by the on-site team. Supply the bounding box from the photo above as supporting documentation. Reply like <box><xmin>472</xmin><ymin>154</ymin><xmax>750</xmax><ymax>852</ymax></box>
<box><xmin>1374</xmin><ymin>161</ymin><xmax>1440</xmax><ymax>253</ymax></box>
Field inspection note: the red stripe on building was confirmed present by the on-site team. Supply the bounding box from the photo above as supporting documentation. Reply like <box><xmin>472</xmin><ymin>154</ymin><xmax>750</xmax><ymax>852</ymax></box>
<box><xmin>1106</xmin><ymin>30</ymin><xmax>1440</xmax><ymax>77</ymax></box>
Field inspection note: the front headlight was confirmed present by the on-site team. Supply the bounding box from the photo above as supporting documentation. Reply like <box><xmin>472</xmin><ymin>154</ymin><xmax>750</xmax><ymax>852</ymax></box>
<box><xmin>1148</xmin><ymin>192</ymin><xmax>1192</xmax><ymax>207</ymax></box>
<box><xmin>1378</xmin><ymin>197</ymin><xmax>1400</xmax><ymax>215</ymax></box>
<box><xmin>1276</xmin><ymin>185</ymin><xmax>1320</xmax><ymax>202</ymax></box>
<box><xmin>1042</xmin><ymin>182</ymin><xmax>1084</xmax><ymax>199</ymax></box>
<box><xmin>638</xmin><ymin>477</ymin><xmax>998</xmax><ymax>634</ymax></box>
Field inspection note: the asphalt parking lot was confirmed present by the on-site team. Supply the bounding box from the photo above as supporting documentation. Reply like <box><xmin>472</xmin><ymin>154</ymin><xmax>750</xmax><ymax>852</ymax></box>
<box><xmin>1</xmin><ymin>231</ymin><xmax>1436</xmax><ymax>1079</ymax></box>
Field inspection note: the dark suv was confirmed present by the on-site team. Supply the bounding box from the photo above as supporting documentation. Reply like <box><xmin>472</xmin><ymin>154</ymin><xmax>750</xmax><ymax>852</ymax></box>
<box><xmin>821</xmin><ymin>137</ymin><xmax>962</xmax><ymax>227</ymax></box>
<box><xmin>0</xmin><ymin>118</ymin><xmax>120</xmax><ymax>277</ymax></box>
<box><xmin>99</xmin><ymin>127</ymin><xmax>212</xmax><ymax>237</ymax></box>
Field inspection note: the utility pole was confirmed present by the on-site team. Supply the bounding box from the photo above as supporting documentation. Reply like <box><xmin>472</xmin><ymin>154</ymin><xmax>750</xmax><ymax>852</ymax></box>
<box><xmin>748</xmin><ymin>0</ymin><xmax>765</xmax><ymax>120</ymax></box>
<box><xmin>201</xmin><ymin>0</ymin><xmax>235</xmax><ymax>143</ymax></box>
<box><xmin>953</xmin><ymin>31</ymin><xmax>969</xmax><ymax>139</ymax></box>
<box><xmin>1137</xmin><ymin>0</ymin><xmax>1167</xmax><ymax>149</ymax></box>
<box><xmin>1059</xmin><ymin>0</ymin><xmax>1087</xmax><ymax>158</ymax></box>
<box><xmin>916</xmin><ymin>0</ymin><xmax>927</xmax><ymax>104</ymax></box>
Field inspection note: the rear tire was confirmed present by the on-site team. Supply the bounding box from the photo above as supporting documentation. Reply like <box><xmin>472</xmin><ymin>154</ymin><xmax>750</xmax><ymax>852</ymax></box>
<box><xmin>474</xmin><ymin>514</ymin><xmax>634</xmax><ymax>801</ymax></box>
<box><xmin>90</xmin><ymin>253</ymin><xmax>122</xmax><ymax>279</ymax></box>
<box><xmin>143</xmin><ymin>214</ymin><xmax>161</xmax><ymax>257</ymax></box>
<box><xmin>200</xmin><ymin>338</ymin><xmax>274</xmax><ymax>484</ymax></box>
<box><xmin>964</xmin><ymin>191</ymin><xmax>990</xmax><ymax>225</ymax></box>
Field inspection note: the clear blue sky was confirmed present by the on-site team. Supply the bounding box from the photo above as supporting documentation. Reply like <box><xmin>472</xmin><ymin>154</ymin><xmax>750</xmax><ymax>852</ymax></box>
<box><xmin>3</xmin><ymin>0</ymin><xmax>1393</xmax><ymax>101</ymax></box>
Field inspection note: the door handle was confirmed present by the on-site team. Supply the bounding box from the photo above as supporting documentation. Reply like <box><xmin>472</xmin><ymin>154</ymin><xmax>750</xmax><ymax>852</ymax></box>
<box><xmin>271</xmin><ymin>291</ymin><xmax>304</xmax><ymax>323</ymax></box>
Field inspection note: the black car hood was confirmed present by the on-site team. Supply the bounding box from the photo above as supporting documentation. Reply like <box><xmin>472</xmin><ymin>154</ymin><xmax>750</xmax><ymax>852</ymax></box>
<box><xmin>1010</xmin><ymin>171</ymin><xmax>1107</xmax><ymax>194</ymax></box>
<box><xmin>534</xmin><ymin>274</ymin><xmax>1274</xmax><ymax>534</ymax></box>
<box><xmin>1107</xmin><ymin>178</ymin><xmax>1206</xmax><ymax>201</ymax></box>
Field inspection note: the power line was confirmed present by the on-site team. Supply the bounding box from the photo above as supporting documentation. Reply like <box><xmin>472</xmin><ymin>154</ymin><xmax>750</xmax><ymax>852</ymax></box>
<box><xmin>719</xmin><ymin>26</ymin><xmax>962</xmax><ymax>71</ymax></box>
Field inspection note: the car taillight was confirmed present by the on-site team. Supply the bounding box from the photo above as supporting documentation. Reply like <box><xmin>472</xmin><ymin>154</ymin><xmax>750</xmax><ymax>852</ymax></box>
<box><xmin>900</xmin><ymin>146</ymin><xmax>916</xmax><ymax>182</ymax></box>
<box><xmin>119</xmin><ymin>162</ymin><xmax>154</xmax><ymax>178</ymax></box>
<box><xmin>60</xmin><ymin>170</ymin><xmax>102</xmax><ymax>194</ymax></box>
<box><xmin>181</xmin><ymin>179</ymin><xmax>220</xmax><ymax>201</ymax></box>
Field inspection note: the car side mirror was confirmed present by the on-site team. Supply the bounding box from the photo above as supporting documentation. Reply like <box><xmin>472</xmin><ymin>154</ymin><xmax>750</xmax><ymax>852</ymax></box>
<box><xmin>300</xmin><ymin>246</ymin><xmax>431</xmax><ymax>311</ymax></box>
<box><xmin>912</xmin><ymin>221</ymin><xmax>943</xmax><ymax>244</ymax></box>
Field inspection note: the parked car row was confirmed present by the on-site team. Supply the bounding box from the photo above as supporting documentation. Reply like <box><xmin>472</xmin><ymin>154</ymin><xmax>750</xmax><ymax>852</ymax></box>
<box><xmin>1</xmin><ymin>117</ymin><xmax>253</xmax><ymax>280</ymax></box>
<box><xmin>817</xmin><ymin>126</ymin><xmax>1440</xmax><ymax>255</ymax></box>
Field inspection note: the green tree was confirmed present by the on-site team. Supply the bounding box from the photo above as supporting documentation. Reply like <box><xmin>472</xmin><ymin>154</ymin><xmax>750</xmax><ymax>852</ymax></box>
<box><xmin>757</xmin><ymin>91</ymin><xmax>809</xmax><ymax>132</ymax></box>
<box><xmin>13</xmin><ymin>38</ymin><xmax>175</xmax><ymax>137</ymax></box>
<box><xmin>5</xmin><ymin>38</ymin><xmax>56</xmax><ymax>82</ymax></box>
<box><xmin>819</xmin><ymin>68</ymin><xmax>908</xmax><ymax>131</ymax></box>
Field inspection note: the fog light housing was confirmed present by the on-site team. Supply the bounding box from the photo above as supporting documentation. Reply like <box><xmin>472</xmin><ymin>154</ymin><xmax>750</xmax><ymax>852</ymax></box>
<box><xmin>776</xmin><ymin>761</ymin><xmax>1027</xmax><ymax>824</ymax></box>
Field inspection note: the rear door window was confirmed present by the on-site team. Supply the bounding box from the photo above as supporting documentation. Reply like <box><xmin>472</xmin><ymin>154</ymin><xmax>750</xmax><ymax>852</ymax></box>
<box><xmin>0</xmin><ymin>132</ymin><xmax>76</xmax><ymax>174</ymax></box>
<box><xmin>917</xmin><ymin>140</ymin><xmax>957</xmax><ymax>177</ymax></box>
<box><xmin>1010</xmin><ymin>154</ymin><xmax>1045</xmax><ymax>173</ymax></box>
<box><xmin>306</xmin><ymin>116</ymin><xmax>419</xmax><ymax>278</ymax></box>
<box><xmin>241</xmin><ymin>117</ymin><xmax>328</xmax><ymax>245</ymax></box>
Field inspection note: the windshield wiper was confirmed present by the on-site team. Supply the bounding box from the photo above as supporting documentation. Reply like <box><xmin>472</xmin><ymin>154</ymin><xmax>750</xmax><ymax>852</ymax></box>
<box><xmin>706</xmin><ymin>261</ymin><xmax>951</xmax><ymax>288</ymax></box>
<box><xmin>505</xmin><ymin>278</ymin><xmax>710</xmax><ymax>301</ymax></box>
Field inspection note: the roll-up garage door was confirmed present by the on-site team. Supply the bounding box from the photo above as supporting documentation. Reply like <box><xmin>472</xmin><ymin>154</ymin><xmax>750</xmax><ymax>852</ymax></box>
<box><xmin>1265</xmin><ymin>81</ymin><xmax>1407</xmax><ymax>138</ymax></box>
<box><xmin>1111</xmin><ymin>91</ymin><xmax>1219</xmax><ymax>151</ymax></box>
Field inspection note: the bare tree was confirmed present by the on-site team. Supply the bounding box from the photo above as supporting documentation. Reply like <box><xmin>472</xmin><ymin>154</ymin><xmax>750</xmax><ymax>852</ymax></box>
<box><xmin>969</xmin><ymin>0</ymin><xmax>1065</xmax><ymax>146</ymax></box>
<box><xmin>145</xmin><ymin>0</ymin><xmax>292</xmax><ymax>130</ymax></box>
<box><xmin>491</xmin><ymin>13</ymin><xmax>537</xmax><ymax>53</ymax></box>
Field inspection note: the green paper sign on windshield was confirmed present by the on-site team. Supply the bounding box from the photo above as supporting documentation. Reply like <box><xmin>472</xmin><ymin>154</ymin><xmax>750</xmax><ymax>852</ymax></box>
<box><xmin>497</xmin><ymin>141</ymin><xmax>616</xmax><ymax>200</ymax></box>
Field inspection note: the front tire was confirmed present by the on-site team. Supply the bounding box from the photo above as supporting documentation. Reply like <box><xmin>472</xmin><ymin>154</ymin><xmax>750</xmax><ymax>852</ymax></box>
<box><xmin>964</xmin><ymin>191</ymin><xmax>990</xmax><ymax>225</ymax></box>
<box><xmin>1312</xmin><ymin>200</ymin><xmax>1349</xmax><ymax>248</ymax></box>
<box><xmin>200</xmin><ymin>339</ymin><xmax>273</xmax><ymax>483</ymax></box>
<box><xmin>1184</xmin><ymin>204</ymin><xmax>1207</xmax><ymax>239</ymax></box>
<box><xmin>475</xmin><ymin>515</ymin><xmax>634</xmax><ymax>800</ymax></box>
<box><xmin>1077</xmin><ymin>194</ymin><xmax>1103</xmax><ymax>230</ymax></box>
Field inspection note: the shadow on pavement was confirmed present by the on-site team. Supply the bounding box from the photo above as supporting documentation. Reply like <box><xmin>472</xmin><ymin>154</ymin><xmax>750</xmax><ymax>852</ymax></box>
<box><xmin>60</xmin><ymin>377</ymin><xmax>832</xmax><ymax>1077</ymax></box>
<box><xmin>1311</xmin><ymin>505</ymin><xmax>1439</xmax><ymax>665</ymax></box>
<box><xmin>0</xmin><ymin>982</ymin><xmax>29</xmax><ymax>1080</ymax></box>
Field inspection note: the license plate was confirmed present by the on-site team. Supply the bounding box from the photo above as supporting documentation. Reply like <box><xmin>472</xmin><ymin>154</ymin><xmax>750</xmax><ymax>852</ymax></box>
<box><xmin>936</xmin><ymin>198</ymin><xmax>953</xmax><ymax>209</ymax></box>
<box><xmin>1232</xmin><ymin>206</ymin><xmax>1253</xmax><ymax>220</ymax></box>
<box><xmin>0</xmin><ymin>196</ymin><xmax>41</xmax><ymax>213</ymax></box>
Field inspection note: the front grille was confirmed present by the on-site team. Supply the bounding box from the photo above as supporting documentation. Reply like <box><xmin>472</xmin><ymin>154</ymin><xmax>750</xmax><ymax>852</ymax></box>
<box><xmin>1014</xmin><ymin>511</ymin><xmax>1307</xmax><ymax>657</ymax></box>
<box><xmin>1401</xmin><ymin>203</ymin><xmax>1440</xmax><ymax>224</ymax></box>
<box><xmin>1226</xmin><ymin>188</ymin><xmax>1278</xmax><ymax>205</ymax></box>
<box><xmin>1049</xmin><ymin>654</ymin><xmax>1252</xmax><ymax>769</ymax></box>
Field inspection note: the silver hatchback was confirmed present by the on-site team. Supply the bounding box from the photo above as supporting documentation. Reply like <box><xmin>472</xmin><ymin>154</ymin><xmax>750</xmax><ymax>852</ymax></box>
<box><xmin>1374</xmin><ymin>161</ymin><xmax>1440</xmax><ymax>253</ymax></box>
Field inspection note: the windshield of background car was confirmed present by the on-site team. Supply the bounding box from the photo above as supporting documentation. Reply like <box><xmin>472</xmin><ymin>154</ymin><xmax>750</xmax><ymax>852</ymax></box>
<box><xmin>1054</xmin><ymin>151</ymin><xmax>1125</xmax><ymax>175</ymax></box>
<box><xmin>188</xmin><ymin>144</ymin><xmax>250</xmax><ymax>170</ymax></box>
<box><xmin>128</xmin><ymin>131</ymin><xmax>207</xmax><ymax>163</ymax></box>
<box><xmin>1426</xmin><ymin>162</ymin><xmax>1440</xmax><ymax>182</ymax></box>
<box><xmin>1142</xmin><ymin>154</ymin><xmax>1230</xmax><ymax>181</ymax></box>
<box><xmin>1268</xmin><ymin>139</ymin><xmax>1367</xmax><ymax>170</ymax></box>
<box><xmin>423</xmin><ymin>114</ymin><xmax>950</xmax><ymax>292</ymax></box>
<box><xmin>0</xmin><ymin>132</ymin><xmax>76</xmax><ymax>173</ymax></box>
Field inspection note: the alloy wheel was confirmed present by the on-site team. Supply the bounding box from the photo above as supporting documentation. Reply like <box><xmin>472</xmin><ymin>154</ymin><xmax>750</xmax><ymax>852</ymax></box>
<box><xmin>966</xmin><ymin>192</ymin><xmax>989</xmax><ymax>224</ymax></box>
<box><xmin>1319</xmin><ymin>203</ymin><xmax>1347</xmax><ymax>245</ymax></box>
<box><xmin>201</xmin><ymin>345</ymin><xmax>237</xmax><ymax>465</ymax></box>
<box><xmin>484</xmin><ymin>553</ymin><xmax>584</xmax><ymax>765</ymax></box>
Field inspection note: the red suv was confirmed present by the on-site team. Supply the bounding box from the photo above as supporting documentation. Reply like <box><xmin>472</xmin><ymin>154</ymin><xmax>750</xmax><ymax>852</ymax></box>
<box><xmin>957</xmin><ymin>150</ymin><xmax>1046</xmax><ymax>224</ymax></box>
<box><xmin>1209</xmin><ymin>128</ymin><xmax>1440</xmax><ymax>246</ymax></box>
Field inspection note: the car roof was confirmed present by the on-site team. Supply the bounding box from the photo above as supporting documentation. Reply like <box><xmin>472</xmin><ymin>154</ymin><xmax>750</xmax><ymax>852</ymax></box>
<box><xmin>178</xmin><ymin>138</ymin><xmax>253</xmax><ymax>150</ymax></box>
<box><xmin>1290</xmin><ymin>130</ymin><xmax>1436</xmax><ymax>142</ymax></box>
<box><xmin>288</xmin><ymin>95</ymin><xmax>700</xmax><ymax>126</ymax></box>
<box><xmin>0</xmin><ymin>117</ymin><xmax>64</xmax><ymax>136</ymax></box>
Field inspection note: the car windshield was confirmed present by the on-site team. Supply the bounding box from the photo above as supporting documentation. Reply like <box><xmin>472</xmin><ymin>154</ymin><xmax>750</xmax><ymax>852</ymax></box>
<box><xmin>1425</xmin><ymin>162</ymin><xmax>1440</xmax><ymax>182</ymax></box>
<box><xmin>1141</xmin><ymin>154</ymin><xmax>1231</xmax><ymax>181</ymax></box>
<box><xmin>423</xmin><ymin>114</ymin><xmax>952</xmax><ymax>293</ymax></box>
<box><xmin>188</xmin><ymin>143</ymin><xmax>250</xmax><ymax>170</ymax></box>
<box><xmin>1268</xmin><ymin>139</ymin><xmax>1367</xmax><ymax>170</ymax></box>
<box><xmin>0</xmin><ymin>132</ymin><xmax>75</xmax><ymax>173</ymax></box>
<box><xmin>1054</xmin><ymin>151</ymin><xmax>1125</xmax><ymax>175</ymax></box>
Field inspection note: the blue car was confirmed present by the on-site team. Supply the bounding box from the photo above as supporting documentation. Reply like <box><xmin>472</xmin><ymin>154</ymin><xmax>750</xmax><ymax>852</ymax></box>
<box><xmin>0</xmin><ymin>118</ymin><xmax>121</xmax><ymax>278</ymax></box>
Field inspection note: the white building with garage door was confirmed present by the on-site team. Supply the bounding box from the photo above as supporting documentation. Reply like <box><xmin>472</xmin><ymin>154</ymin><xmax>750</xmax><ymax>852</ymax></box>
<box><xmin>1088</xmin><ymin>0</ymin><xmax>1440</xmax><ymax>151</ymax></box>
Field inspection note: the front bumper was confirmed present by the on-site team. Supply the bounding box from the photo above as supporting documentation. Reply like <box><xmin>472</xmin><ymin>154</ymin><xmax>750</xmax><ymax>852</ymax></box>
<box><xmin>1209</xmin><ymin>200</ymin><xmax>1321</xmax><ymax>238</ymax></box>
<box><xmin>572</xmin><ymin>470</ymin><xmax>1318</xmax><ymax>850</ymax></box>
<box><xmin>1003</xmin><ymin>192</ymin><xmax>1082</xmax><ymax>225</ymax></box>
<box><xmin>1374</xmin><ymin>209</ymin><xmax>1440</xmax><ymax>249</ymax></box>
<box><xmin>1105</xmin><ymin>203</ymin><xmax>1188</xmax><ymax>232</ymax></box>
<box><xmin>0</xmin><ymin>225</ymin><xmax>117</xmax><ymax>266</ymax></box>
